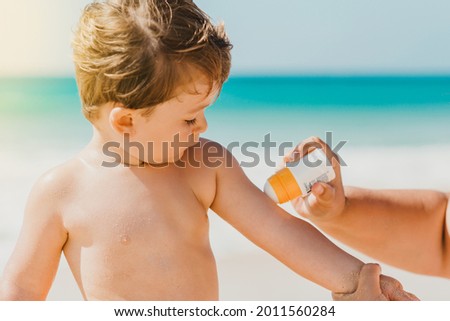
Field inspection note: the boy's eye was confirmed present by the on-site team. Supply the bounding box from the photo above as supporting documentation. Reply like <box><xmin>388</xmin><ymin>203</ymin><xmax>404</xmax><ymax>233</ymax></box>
<box><xmin>185</xmin><ymin>118</ymin><xmax>197</xmax><ymax>126</ymax></box>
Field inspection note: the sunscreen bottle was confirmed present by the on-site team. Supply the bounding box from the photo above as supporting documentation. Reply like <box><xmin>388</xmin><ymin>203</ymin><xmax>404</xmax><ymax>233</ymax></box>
<box><xmin>264</xmin><ymin>148</ymin><xmax>336</xmax><ymax>204</ymax></box>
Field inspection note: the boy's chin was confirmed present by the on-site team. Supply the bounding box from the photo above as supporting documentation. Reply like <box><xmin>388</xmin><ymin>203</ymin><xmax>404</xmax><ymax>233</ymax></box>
<box><xmin>144</xmin><ymin>151</ymin><xmax>186</xmax><ymax>166</ymax></box>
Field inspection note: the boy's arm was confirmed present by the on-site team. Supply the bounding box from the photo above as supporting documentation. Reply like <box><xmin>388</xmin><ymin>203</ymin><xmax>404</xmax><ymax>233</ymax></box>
<box><xmin>0</xmin><ymin>172</ymin><xmax>68</xmax><ymax>300</ymax></box>
<box><xmin>209</xmin><ymin>142</ymin><xmax>398</xmax><ymax>295</ymax></box>
<box><xmin>289</xmin><ymin>137</ymin><xmax>450</xmax><ymax>278</ymax></box>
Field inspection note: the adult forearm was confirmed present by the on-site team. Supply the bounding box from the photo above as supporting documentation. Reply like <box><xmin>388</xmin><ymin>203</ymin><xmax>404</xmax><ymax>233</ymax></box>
<box><xmin>314</xmin><ymin>187</ymin><xmax>449</xmax><ymax>276</ymax></box>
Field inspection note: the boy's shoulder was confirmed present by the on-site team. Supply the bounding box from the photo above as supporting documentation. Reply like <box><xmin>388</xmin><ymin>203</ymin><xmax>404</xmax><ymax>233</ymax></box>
<box><xmin>180</xmin><ymin>138</ymin><xmax>238</xmax><ymax>209</ymax></box>
<box><xmin>30</xmin><ymin>157</ymin><xmax>83</xmax><ymax>204</ymax></box>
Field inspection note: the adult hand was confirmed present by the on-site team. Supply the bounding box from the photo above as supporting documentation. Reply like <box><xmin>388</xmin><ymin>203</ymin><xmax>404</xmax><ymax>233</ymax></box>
<box><xmin>284</xmin><ymin>136</ymin><xmax>346</xmax><ymax>223</ymax></box>
<box><xmin>332</xmin><ymin>263</ymin><xmax>419</xmax><ymax>301</ymax></box>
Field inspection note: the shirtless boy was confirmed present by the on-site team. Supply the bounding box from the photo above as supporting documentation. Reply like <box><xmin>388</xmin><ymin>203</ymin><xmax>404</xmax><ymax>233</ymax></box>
<box><xmin>0</xmin><ymin>0</ymin><xmax>416</xmax><ymax>300</ymax></box>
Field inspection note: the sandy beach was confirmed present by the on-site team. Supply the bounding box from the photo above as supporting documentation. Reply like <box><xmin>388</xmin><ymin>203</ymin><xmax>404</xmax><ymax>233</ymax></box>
<box><xmin>1</xmin><ymin>146</ymin><xmax>450</xmax><ymax>300</ymax></box>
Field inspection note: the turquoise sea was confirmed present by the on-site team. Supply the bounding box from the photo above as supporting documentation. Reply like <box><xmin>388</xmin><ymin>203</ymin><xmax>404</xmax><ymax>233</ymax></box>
<box><xmin>1</xmin><ymin>76</ymin><xmax>450</xmax><ymax>152</ymax></box>
<box><xmin>212</xmin><ymin>76</ymin><xmax>450</xmax><ymax>146</ymax></box>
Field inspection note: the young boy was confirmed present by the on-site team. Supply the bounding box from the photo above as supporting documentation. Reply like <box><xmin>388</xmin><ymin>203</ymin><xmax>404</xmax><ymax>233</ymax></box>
<box><xmin>288</xmin><ymin>137</ymin><xmax>450</xmax><ymax>286</ymax></box>
<box><xmin>0</xmin><ymin>0</ymin><xmax>415</xmax><ymax>300</ymax></box>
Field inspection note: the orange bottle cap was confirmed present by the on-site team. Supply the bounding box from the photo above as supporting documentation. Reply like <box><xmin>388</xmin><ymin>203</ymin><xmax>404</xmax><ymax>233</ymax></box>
<box><xmin>267</xmin><ymin>167</ymin><xmax>302</xmax><ymax>203</ymax></box>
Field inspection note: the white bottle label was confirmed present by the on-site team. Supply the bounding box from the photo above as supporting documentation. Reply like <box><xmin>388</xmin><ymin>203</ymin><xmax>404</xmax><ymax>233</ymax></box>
<box><xmin>286</xmin><ymin>149</ymin><xmax>336</xmax><ymax>195</ymax></box>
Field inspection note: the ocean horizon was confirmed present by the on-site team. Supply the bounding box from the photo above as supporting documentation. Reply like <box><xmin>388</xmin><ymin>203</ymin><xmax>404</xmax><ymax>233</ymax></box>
<box><xmin>1</xmin><ymin>75</ymin><xmax>449</xmax><ymax>147</ymax></box>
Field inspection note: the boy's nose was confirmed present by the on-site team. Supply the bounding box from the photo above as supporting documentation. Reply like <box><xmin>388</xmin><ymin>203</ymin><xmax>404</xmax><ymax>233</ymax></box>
<box><xmin>194</xmin><ymin>113</ymin><xmax>208</xmax><ymax>134</ymax></box>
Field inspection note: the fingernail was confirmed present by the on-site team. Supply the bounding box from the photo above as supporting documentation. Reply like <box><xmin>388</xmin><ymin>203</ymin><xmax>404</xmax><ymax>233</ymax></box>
<box><xmin>315</xmin><ymin>184</ymin><xmax>324</xmax><ymax>195</ymax></box>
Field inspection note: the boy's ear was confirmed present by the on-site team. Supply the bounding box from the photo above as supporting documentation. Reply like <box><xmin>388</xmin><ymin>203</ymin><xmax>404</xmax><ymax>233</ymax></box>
<box><xmin>109</xmin><ymin>106</ymin><xmax>135</xmax><ymax>135</ymax></box>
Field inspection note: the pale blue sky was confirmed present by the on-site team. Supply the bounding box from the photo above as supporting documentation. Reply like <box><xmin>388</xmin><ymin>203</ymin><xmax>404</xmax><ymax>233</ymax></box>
<box><xmin>0</xmin><ymin>0</ymin><xmax>449</xmax><ymax>76</ymax></box>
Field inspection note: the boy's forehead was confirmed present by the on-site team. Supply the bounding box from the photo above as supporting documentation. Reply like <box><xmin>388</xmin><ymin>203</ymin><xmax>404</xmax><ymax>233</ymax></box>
<box><xmin>177</xmin><ymin>80</ymin><xmax>219</xmax><ymax>105</ymax></box>
<box><xmin>173</xmin><ymin>66</ymin><xmax>220</xmax><ymax>102</ymax></box>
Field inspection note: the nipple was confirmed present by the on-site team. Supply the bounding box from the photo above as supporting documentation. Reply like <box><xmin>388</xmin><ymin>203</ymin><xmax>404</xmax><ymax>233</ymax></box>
<box><xmin>120</xmin><ymin>234</ymin><xmax>130</xmax><ymax>245</ymax></box>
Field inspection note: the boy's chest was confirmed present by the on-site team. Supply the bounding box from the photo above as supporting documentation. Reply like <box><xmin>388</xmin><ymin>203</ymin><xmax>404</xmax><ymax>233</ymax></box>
<box><xmin>63</xmin><ymin>167</ymin><xmax>213</xmax><ymax>246</ymax></box>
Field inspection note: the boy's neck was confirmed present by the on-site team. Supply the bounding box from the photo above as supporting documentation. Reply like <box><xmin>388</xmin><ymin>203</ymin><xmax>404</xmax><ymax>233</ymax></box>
<box><xmin>81</xmin><ymin>127</ymin><xmax>146</xmax><ymax>168</ymax></box>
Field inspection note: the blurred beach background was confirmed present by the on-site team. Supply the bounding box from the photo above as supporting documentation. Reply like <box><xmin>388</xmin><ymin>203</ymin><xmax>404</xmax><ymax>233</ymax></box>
<box><xmin>1</xmin><ymin>0</ymin><xmax>450</xmax><ymax>300</ymax></box>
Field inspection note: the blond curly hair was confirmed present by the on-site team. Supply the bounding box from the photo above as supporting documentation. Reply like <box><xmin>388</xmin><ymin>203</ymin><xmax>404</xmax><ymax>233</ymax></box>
<box><xmin>72</xmin><ymin>0</ymin><xmax>232</xmax><ymax>121</ymax></box>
